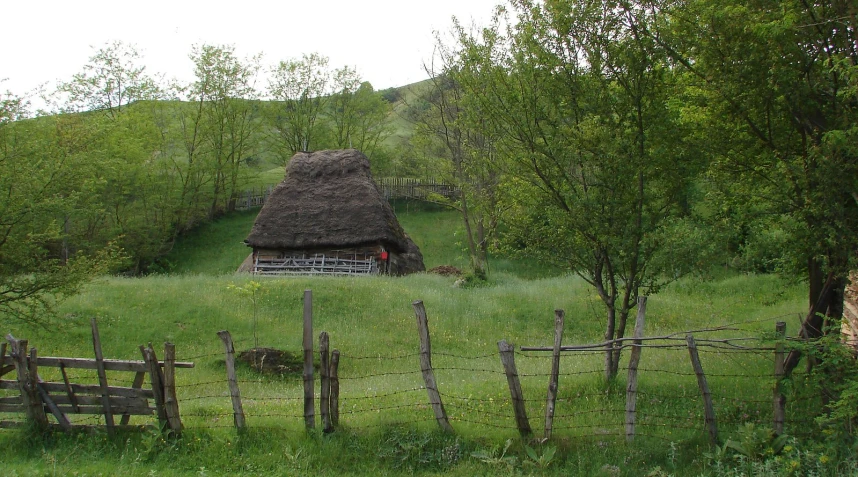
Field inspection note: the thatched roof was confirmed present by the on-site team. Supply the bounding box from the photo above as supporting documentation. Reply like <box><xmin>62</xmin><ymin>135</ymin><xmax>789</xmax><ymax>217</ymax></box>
<box><xmin>245</xmin><ymin>149</ymin><xmax>410</xmax><ymax>252</ymax></box>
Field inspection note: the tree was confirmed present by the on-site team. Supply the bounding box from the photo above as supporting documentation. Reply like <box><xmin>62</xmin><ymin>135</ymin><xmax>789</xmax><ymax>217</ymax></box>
<box><xmin>267</xmin><ymin>53</ymin><xmax>330</xmax><ymax>158</ymax></box>
<box><xmin>451</xmin><ymin>0</ymin><xmax>704</xmax><ymax>377</ymax></box>
<box><xmin>411</xmin><ymin>53</ymin><xmax>503</xmax><ymax>278</ymax></box>
<box><xmin>0</xmin><ymin>89</ymin><xmax>120</xmax><ymax>327</ymax></box>
<box><xmin>332</xmin><ymin>80</ymin><xmax>392</xmax><ymax>159</ymax></box>
<box><xmin>651</xmin><ymin>0</ymin><xmax>858</xmax><ymax>352</ymax></box>
<box><xmin>53</xmin><ymin>42</ymin><xmax>175</xmax><ymax>273</ymax></box>
<box><xmin>57</xmin><ymin>41</ymin><xmax>160</xmax><ymax>118</ymax></box>
<box><xmin>170</xmin><ymin>44</ymin><xmax>262</xmax><ymax>226</ymax></box>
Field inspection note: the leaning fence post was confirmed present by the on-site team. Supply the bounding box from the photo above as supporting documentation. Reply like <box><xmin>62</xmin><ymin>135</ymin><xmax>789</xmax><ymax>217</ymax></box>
<box><xmin>163</xmin><ymin>342</ymin><xmax>183</xmax><ymax>434</ymax></box>
<box><xmin>412</xmin><ymin>300</ymin><xmax>453</xmax><ymax>433</ymax></box>
<box><xmin>330</xmin><ymin>349</ymin><xmax>340</xmax><ymax>428</ymax></box>
<box><xmin>499</xmin><ymin>339</ymin><xmax>532</xmax><ymax>437</ymax></box>
<box><xmin>303</xmin><ymin>290</ymin><xmax>315</xmax><ymax>431</ymax></box>
<box><xmin>91</xmin><ymin>318</ymin><xmax>115</xmax><ymax>434</ymax></box>
<box><xmin>625</xmin><ymin>296</ymin><xmax>648</xmax><ymax>442</ymax></box>
<box><xmin>773</xmin><ymin>321</ymin><xmax>786</xmax><ymax>435</ymax></box>
<box><xmin>544</xmin><ymin>309</ymin><xmax>565</xmax><ymax>440</ymax></box>
<box><xmin>319</xmin><ymin>332</ymin><xmax>332</xmax><ymax>433</ymax></box>
<box><xmin>687</xmin><ymin>333</ymin><xmax>718</xmax><ymax>446</ymax></box>
<box><xmin>143</xmin><ymin>344</ymin><xmax>168</xmax><ymax>430</ymax></box>
<box><xmin>216</xmin><ymin>331</ymin><xmax>246</xmax><ymax>430</ymax></box>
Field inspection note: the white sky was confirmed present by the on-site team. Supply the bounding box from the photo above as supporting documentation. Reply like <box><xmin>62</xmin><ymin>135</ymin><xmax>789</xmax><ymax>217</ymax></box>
<box><xmin>2</xmin><ymin>0</ymin><xmax>500</xmax><ymax>102</ymax></box>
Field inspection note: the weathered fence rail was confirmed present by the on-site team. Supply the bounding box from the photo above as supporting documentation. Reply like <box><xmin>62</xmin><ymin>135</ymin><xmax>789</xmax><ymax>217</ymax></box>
<box><xmin>0</xmin><ymin>320</ymin><xmax>193</xmax><ymax>434</ymax></box>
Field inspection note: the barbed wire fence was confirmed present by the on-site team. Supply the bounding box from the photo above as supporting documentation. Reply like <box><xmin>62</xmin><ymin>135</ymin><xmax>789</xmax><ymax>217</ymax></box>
<box><xmin>0</xmin><ymin>294</ymin><xmax>825</xmax><ymax>443</ymax></box>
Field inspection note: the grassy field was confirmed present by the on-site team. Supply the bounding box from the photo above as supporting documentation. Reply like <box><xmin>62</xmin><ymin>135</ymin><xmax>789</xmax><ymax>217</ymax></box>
<box><xmin>2</xmin><ymin>205</ymin><xmax>842</xmax><ymax>476</ymax></box>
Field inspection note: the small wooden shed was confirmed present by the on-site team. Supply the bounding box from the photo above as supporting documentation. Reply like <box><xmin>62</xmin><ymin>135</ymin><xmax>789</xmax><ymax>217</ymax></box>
<box><xmin>243</xmin><ymin>149</ymin><xmax>425</xmax><ymax>276</ymax></box>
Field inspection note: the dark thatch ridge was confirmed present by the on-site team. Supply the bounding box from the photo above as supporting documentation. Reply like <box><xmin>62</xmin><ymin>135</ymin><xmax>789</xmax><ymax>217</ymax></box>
<box><xmin>245</xmin><ymin>149</ymin><xmax>410</xmax><ymax>252</ymax></box>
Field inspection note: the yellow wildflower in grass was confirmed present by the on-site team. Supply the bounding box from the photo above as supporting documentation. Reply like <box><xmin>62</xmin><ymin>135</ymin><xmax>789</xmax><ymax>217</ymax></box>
<box><xmin>819</xmin><ymin>455</ymin><xmax>830</xmax><ymax>464</ymax></box>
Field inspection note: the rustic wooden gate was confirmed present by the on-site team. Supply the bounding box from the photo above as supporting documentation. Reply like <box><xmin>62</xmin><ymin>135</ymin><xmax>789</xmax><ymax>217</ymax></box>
<box><xmin>0</xmin><ymin>319</ymin><xmax>193</xmax><ymax>435</ymax></box>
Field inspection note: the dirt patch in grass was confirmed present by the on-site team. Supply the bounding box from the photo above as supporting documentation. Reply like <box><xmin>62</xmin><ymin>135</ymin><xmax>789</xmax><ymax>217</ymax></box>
<box><xmin>238</xmin><ymin>347</ymin><xmax>305</xmax><ymax>375</ymax></box>
<box><xmin>428</xmin><ymin>265</ymin><xmax>463</xmax><ymax>276</ymax></box>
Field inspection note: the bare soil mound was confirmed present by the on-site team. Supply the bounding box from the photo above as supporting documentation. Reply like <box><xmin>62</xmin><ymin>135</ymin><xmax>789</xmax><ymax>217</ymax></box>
<box><xmin>237</xmin><ymin>347</ymin><xmax>304</xmax><ymax>375</ymax></box>
<box><xmin>428</xmin><ymin>265</ymin><xmax>463</xmax><ymax>276</ymax></box>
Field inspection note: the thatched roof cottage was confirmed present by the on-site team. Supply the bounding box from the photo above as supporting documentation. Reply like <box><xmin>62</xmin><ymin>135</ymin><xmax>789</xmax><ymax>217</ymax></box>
<box><xmin>243</xmin><ymin>149</ymin><xmax>425</xmax><ymax>276</ymax></box>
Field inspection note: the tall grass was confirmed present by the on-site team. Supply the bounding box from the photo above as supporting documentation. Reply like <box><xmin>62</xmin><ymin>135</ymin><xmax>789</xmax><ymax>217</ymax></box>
<box><xmin>2</xmin><ymin>207</ymin><xmax>825</xmax><ymax>476</ymax></box>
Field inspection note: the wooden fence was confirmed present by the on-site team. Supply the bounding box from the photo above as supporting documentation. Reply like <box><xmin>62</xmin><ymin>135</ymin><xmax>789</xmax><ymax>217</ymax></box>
<box><xmin>205</xmin><ymin>292</ymin><xmax>799</xmax><ymax>446</ymax></box>
<box><xmin>0</xmin><ymin>319</ymin><xmax>193</xmax><ymax>434</ymax></box>
<box><xmin>1</xmin><ymin>295</ymin><xmax>809</xmax><ymax>446</ymax></box>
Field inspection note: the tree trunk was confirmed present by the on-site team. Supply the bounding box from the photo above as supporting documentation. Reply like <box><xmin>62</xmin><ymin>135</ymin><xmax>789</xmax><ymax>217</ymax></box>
<box><xmin>604</xmin><ymin>305</ymin><xmax>617</xmax><ymax>380</ymax></box>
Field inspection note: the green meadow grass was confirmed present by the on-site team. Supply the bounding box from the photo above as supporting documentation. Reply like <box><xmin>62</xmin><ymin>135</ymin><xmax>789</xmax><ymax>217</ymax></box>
<box><xmin>2</xmin><ymin>207</ymin><xmax>822</xmax><ymax>476</ymax></box>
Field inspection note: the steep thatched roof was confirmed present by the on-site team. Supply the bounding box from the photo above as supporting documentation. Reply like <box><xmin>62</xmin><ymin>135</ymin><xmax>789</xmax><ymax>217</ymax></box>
<box><xmin>245</xmin><ymin>149</ymin><xmax>410</xmax><ymax>252</ymax></box>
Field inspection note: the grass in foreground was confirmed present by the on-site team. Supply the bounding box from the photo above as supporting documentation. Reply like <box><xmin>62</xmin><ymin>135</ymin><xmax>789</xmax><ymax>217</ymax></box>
<box><xmin>3</xmin><ymin>207</ymin><xmax>846</xmax><ymax>476</ymax></box>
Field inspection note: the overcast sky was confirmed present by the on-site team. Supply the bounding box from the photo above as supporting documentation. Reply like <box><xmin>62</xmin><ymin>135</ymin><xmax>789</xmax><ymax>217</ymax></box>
<box><xmin>2</xmin><ymin>0</ymin><xmax>500</xmax><ymax>101</ymax></box>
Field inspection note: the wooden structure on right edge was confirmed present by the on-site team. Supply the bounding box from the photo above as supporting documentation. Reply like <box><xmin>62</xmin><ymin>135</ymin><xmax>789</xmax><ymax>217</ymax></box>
<box><xmin>841</xmin><ymin>272</ymin><xmax>858</xmax><ymax>347</ymax></box>
<box><xmin>241</xmin><ymin>149</ymin><xmax>425</xmax><ymax>277</ymax></box>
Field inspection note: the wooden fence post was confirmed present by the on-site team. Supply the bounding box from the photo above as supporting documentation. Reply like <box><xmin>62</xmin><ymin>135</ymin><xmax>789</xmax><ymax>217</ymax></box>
<box><xmin>217</xmin><ymin>331</ymin><xmax>246</xmax><ymax>430</ymax></box>
<box><xmin>773</xmin><ymin>321</ymin><xmax>786</xmax><ymax>435</ymax></box>
<box><xmin>498</xmin><ymin>339</ymin><xmax>532</xmax><ymax>437</ymax></box>
<box><xmin>412</xmin><ymin>300</ymin><xmax>453</xmax><ymax>433</ymax></box>
<box><xmin>91</xmin><ymin>319</ymin><xmax>115</xmax><ymax>434</ymax></box>
<box><xmin>6</xmin><ymin>336</ymin><xmax>48</xmax><ymax>429</ymax></box>
<box><xmin>330</xmin><ymin>350</ymin><xmax>340</xmax><ymax>428</ymax></box>
<box><xmin>120</xmin><ymin>370</ymin><xmax>146</xmax><ymax>426</ymax></box>
<box><xmin>163</xmin><ymin>342</ymin><xmax>183</xmax><ymax>434</ymax></box>
<box><xmin>142</xmin><ymin>344</ymin><xmax>168</xmax><ymax>430</ymax></box>
<box><xmin>319</xmin><ymin>332</ymin><xmax>332</xmax><ymax>433</ymax></box>
<box><xmin>687</xmin><ymin>333</ymin><xmax>718</xmax><ymax>446</ymax></box>
<box><xmin>625</xmin><ymin>296</ymin><xmax>648</xmax><ymax>442</ymax></box>
<box><xmin>303</xmin><ymin>290</ymin><xmax>315</xmax><ymax>431</ymax></box>
<box><xmin>544</xmin><ymin>309</ymin><xmax>565</xmax><ymax>440</ymax></box>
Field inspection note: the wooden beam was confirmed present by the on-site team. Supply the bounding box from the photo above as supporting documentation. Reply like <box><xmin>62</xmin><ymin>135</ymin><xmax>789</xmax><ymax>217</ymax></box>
<box><xmin>544</xmin><ymin>309</ymin><xmax>565</xmax><ymax>440</ymax></box>
<box><xmin>498</xmin><ymin>340</ymin><xmax>531</xmax><ymax>437</ymax></box>
<box><xmin>303</xmin><ymin>290</ymin><xmax>315</xmax><ymax>431</ymax></box>
<box><xmin>413</xmin><ymin>300</ymin><xmax>453</xmax><ymax>433</ymax></box>
<box><xmin>163</xmin><ymin>343</ymin><xmax>183</xmax><ymax>434</ymax></box>
<box><xmin>91</xmin><ymin>319</ymin><xmax>115</xmax><ymax>434</ymax></box>
<box><xmin>217</xmin><ymin>331</ymin><xmax>246</xmax><ymax>430</ymax></box>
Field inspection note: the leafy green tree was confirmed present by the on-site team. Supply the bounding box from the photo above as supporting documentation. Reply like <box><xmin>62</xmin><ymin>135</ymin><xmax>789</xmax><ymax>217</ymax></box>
<box><xmin>412</xmin><ymin>55</ymin><xmax>503</xmax><ymax>278</ymax></box>
<box><xmin>451</xmin><ymin>0</ymin><xmax>704</xmax><ymax>377</ymax></box>
<box><xmin>267</xmin><ymin>52</ymin><xmax>330</xmax><ymax>158</ymax></box>
<box><xmin>170</xmin><ymin>44</ymin><xmax>262</xmax><ymax>226</ymax></box>
<box><xmin>651</xmin><ymin>0</ymin><xmax>858</xmax><ymax>347</ymax></box>
<box><xmin>0</xmin><ymin>90</ymin><xmax>121</xmax><ymax>327</ymax></box>
<box><xmin>57</xmin><ymin>40</ymin><xmax>161</xmax><ymax>118</ymax></box>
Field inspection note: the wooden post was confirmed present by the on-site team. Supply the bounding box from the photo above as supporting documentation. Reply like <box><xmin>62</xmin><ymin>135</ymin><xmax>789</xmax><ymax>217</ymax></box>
<box><xmin>58</xmin><ymin>363</ymin><xmax>81</xmax><ymax>414</ymax></box>
<box><xmin>163</xmin><ymin>343</ymin><xmax>183</xmax><ymax>434</ymax></box>
<box><xmin>36</xmin><ymin>373</ymin><xmax>72</xmax><ymax>431</ymax></box>
<box><xmin>91</xmin><ymin>318</ymin><xmax>115</xmax><ymax>434</ymax></box>
<box><xmin>217</xmin><ymin>331</ymin><xmax>246</xmax><ymax>430</ymax></box>
<box><xmin>7</xmin><ymin>336</ymin><xmax>47</xmax><ymax>428</ymax></box>
<box><xmin>330</xmin><ymin>349</ymin><xmax>340</xmax><ymax>428</ymax></box>
<box><xmin>319</xmin><ymin>332</ymin><xmax>332</xmax><ymax>433</ymax></box>
<box><xmin>773</xmin><ymin>321</ymin><xmax>786</xmax><ymax>435</ymax></box>
<box><xmin>544</xmin><ymin>309</ymin><xmax>565</xmax><ymax>440</ymax></box>
<box><xmin>303</xmin><ymin>290</ymin><xmax>315</xmax><ymax>431</ymax></box>
<box><xmin>142</xmin><ymin>344</ymin><xmax>168</xmax><ymax>429</ymax></box>
<box><xmin>498</xmin><ymin>339</ymin><xmax>532</xmax><ymax>437</ymax></box>
<box><xmin>412</xmin><ymin>300</ymin><xmax>453</xmax><ymax>433</ymax></box>
<box><xmin>687</xmin><ymin>333</ymin><xmax>718</xmax><ymax>446</ymax></box>
<box><xmin>625</xmin><ymin>296</ymin><xmax>648</xmax><ymax>442</ymax></box>
<box><xmin>120</xmin><ymin>371</ymin><xmax>146</xmax><ymax>425</ymax></box>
